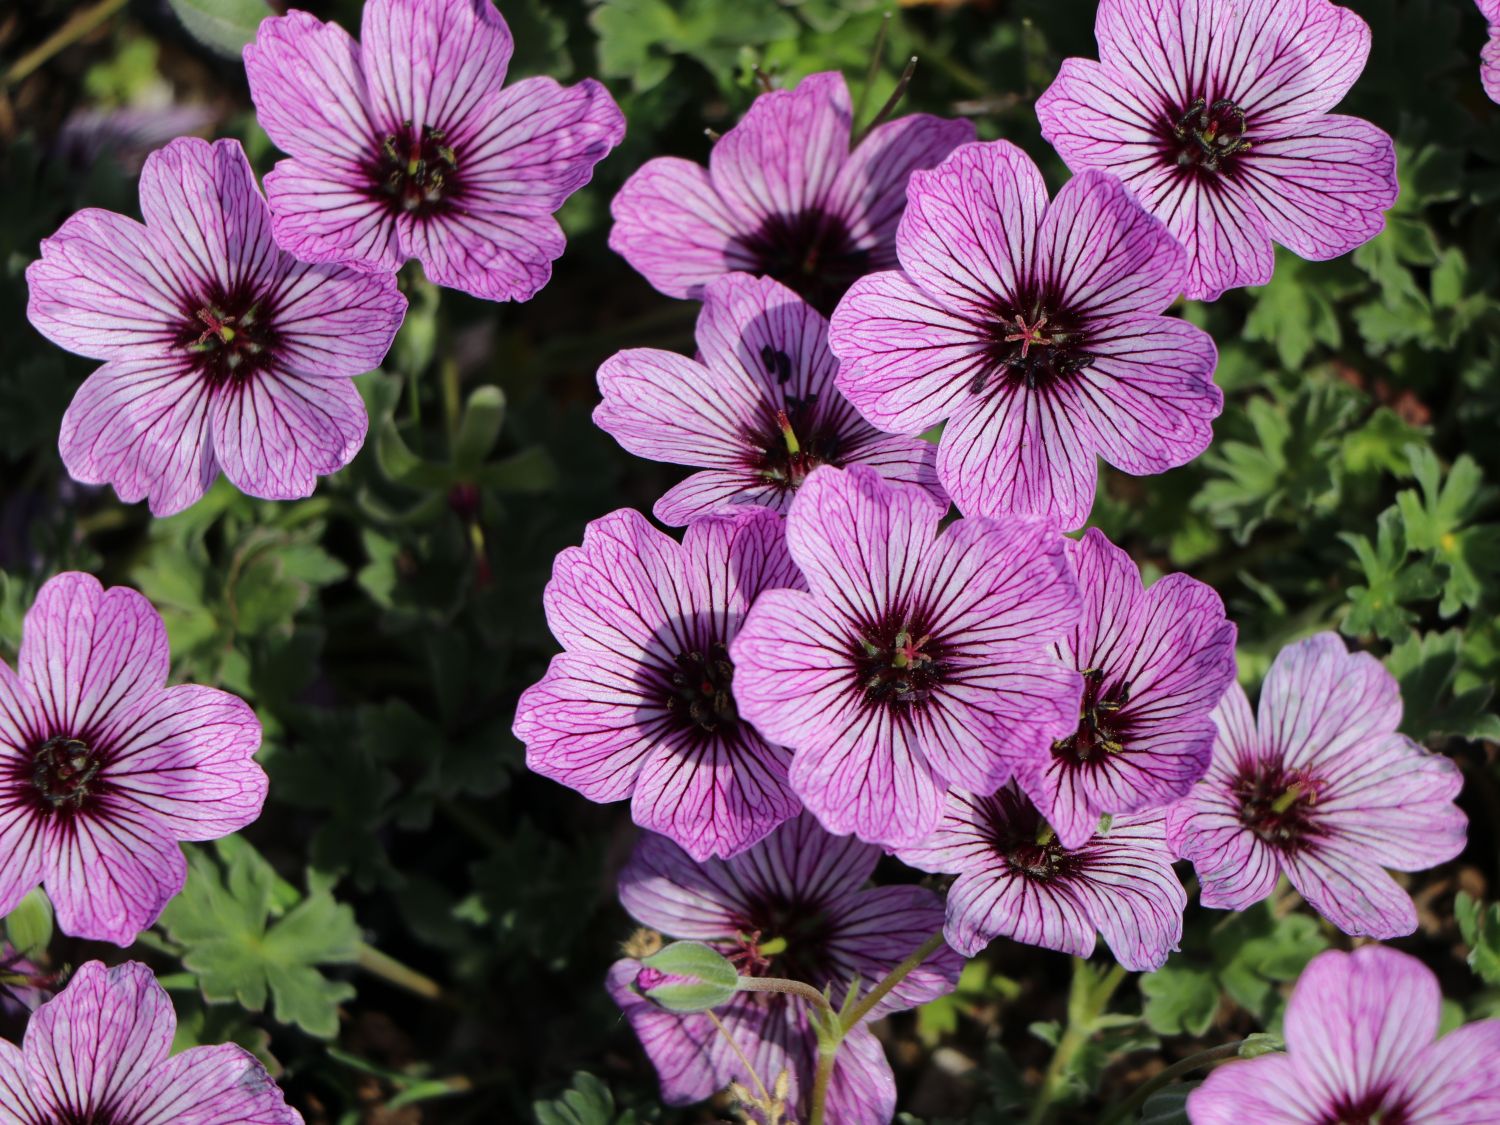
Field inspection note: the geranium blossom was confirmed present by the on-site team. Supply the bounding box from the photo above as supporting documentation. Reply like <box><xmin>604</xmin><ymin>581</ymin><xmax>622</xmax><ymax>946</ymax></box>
<box><xmin>1166</xmin><ymin>633</ymin><xmax>1466</xmax><ymax>939</ymax></box>
<box><xmin>896</xmin><ymin>785</ymin><xmax>1185</xmax><ymax>970</ymax></box>
<box><xmin>1188</xmin><ymin>945</ymin><xmax>1500</xmax><ymax>1124</ymax></box>
<box><xmin>731</xmin><ymin>465</ymin><xmax>1082</xmax><ymax>849</ymax></box>
<box><xmin>608</xmin><ymin>814</ymin><xmax>961</xmax><ymax>1123</ymax></box>
<box><xmin>594</xmin><ymin>272</ymin><xmax>942</xmax><ymax>525</ymax></box>
<box><xmin>1036</xmin><ymin>0</ymin><xmax>1398</xmax><ymax>300</ymax></box>
<box><xmin>25</xmin><ymin>137</ymin><xmax>405</xmax><ymax>516</ymax></box>
<box><xmin>0</xmin><ymin>574</ymin><xmax>267</xmax><ymax>945</ymax></box>
<box><xmin>609</xmin><ymin>70</ymin><xmax>974</xmax><ymax>313</ymax></box>
<box><xmin>828</xmin><ymin>140</ymin><xmax>1220</xmax><ymax>530</ymax></box>
<box><xmin>1481</xmin><ymin>0</ymin><xmax>1500</xmax><ymax>102</ymax></box>
<box><xmin>1022</xmin><ymin>528</ymin><xmax>1236</xmax><ymax>848</ymax></box>
<box><xmin>0</xmin><ymin>960</ymin><xmax>301</xmax><ymax>1124</ymax></box>
<box><xmin>514</xmin><ymin>507</ymin><xmax>804</xmax><ymax>861</ymax></box>
<box><xmin>244</xmin><ymin>0</ymin><xmax>624</xmax><ymax>301</ymax></box>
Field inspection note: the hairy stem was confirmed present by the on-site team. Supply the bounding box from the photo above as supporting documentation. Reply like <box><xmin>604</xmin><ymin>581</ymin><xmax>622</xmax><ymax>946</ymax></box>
<box><xmin>809</xmin><ymin>1041</ymin><xmax>838</xmax><ymax>1125</ymax></box>
<box><xmin>842</xmin><ymin>929</ymin><xmax>949</xmax><ymax>1030</ymax></box>
<box><xmin>4</xmin><ymin>0</ymin><xmax>127</xmax><ymax>88</ymax></box>
<box><xmin>1101</xmin><ymin>1039</ymin><xmax>1256</xmax><ymax>1125</ymax></box>
<box><xmin>734</xmin><ymin>974</ymin><xmax>835</xmax><ymax>1014</ymax></box>
<box><xmin>356</xmin><ymin>943</ymin><xmax>447</xmax><ymax>1003</ymax></box>
<box><xmin>1027</xmin><ymin>959</ymin><xmax>1129</xmax><ymax>1125</ymax></box>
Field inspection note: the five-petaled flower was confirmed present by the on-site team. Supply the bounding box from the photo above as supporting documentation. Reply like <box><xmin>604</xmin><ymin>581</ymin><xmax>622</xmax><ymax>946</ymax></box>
<box><xmin>1166</xmin><ymin>632</ymin><xmax>1467</xmax><ymax>939</ymax></box>
<box><xmin>513</xmin><ymin>506</ymin><xmax>805</xmax><ymax>861</ymax></box>
<box><xmin>594</xmin><ymin>272</ymin><xmax>943</xmax><ymax>525</ymax></box>
<box><xmin>245</xmin><ymin>0</ymin><xmax>625</xmax><ymax>302</ymax></box>
<box><xmin>0</xmin><ymin>574</ymin><xmax>267</xmax><ymax>946</ymax></box>
<box><xmin>25</xmin><ymin>137</ymin><xmax>406</xmax><ymax>516</ymax></box>
<box><xmin>1021</xmin><ymin>528</ymin><xmax>1236</xmax><ymax>848</ymax></box>
<box><xmin>1188</xmin><ymin>945</ymin><xmax>1500</xmax><ymax>1124</ymax></box>
<box><xmin>1036</xmin><ymin>0</ymin><xmax>1398</xmax><ymax>300</ymax></box>
<box><xmin>896</xmin><ymin>784</ymin><xmax>1185</xmax><ymax>970</ymax></box>
<box><xmin>607</xmin><ymin>813</ymin><xmax>961</xmax><ymax>1123</ymax></box>
<box><xmin>609</xmin><ymin>70</ymin><xmax>974</xmax><ymax>314</ymax></box>
<box><xmin>731</xmin><ymin>465</ymin><xmax>1083</xmax><ymax>849</ymax></box>
<box><xmin>0</xmin><ymin>960</ymin><xmax>301</xmax><ymax>1124</ymax></box>
<box><xmin>829</xmin><ymin>140</ymin><xmax>1221</xmax><ymax>530</ymax></box>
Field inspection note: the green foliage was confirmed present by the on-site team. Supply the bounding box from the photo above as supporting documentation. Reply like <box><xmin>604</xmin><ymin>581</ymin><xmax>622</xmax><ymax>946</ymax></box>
<box><xmin>534</xmin><ymin>1072</ymin><xmax>640</xmax><ymax>1125</ymax></box>
<box><xmin>166</xmin><ymin>0</ymin><xmax>274</xmax><ymax>56</ymax></box>
<box><xmin>1456</xmin><ymin>894</ymin><xmax>1500</xmax><ymax>985</ymax></box>
<box><xmin>634</xmin><ymin>941</ymin><xmax>739</xmax><ymax>1012</ymax></box>
<box><xmin>2</xmin><ymin>890</ymin><xmax>52</xmax><ymax>959</ymax></box>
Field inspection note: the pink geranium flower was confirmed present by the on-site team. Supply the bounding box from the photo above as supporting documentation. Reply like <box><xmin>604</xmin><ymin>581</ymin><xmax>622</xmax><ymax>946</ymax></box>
<box><xmin>829</xmin><ymin>140</ymin><xmax>1220</xmax><ymax>530</ymax></box>
<box><xmin>608</xmin><ymin>814</ymin><xmax>961</xmax><ymax>1123</ymax></box>
<box><xmin>25</xmin><ymin>136</ymin><xmax>406</xmax><ymax>517</ymax></box>
<box><xmin>513</xmin><ymin>507</ymin><xmax>803</xmax><ymax>861</ymax></box>
<box><xmin>1189</xmin><ymin>946</ymin><xmax>1500</xmax><ymax>1124</ymax></box>
<box><xmin>1166</xmin><ymin>633</ymin><xmax>1467</xmax><ymax>939</ymax></box>
<box><xmin>0</xmin><ymin>960</ymin><xmax>301</xmax><ymax>1124</ymax></box>
<box><xmin>1022</xmin><ymin>528</ymin><xmax>1236</xmax><ymax>848</ymax></box>
<box><xmin>731</xmin><ymin>465</ymin><xmax>1083</xmax><ymax>849</ymax></box>
<box><xmin>245</xmin><ymin>0</ymin><xmax>625</xmax><ymax>301</ymax></box>
<box><xmin>896</xmin><ymin>785</ymin><xmax>1185</xmax><ymax>970</ymax></box>
<box><xmin>0</xmin><ymin>574</ymin><xmax>267</xmax><ymax>946</ymax></box>
<box><xmin>594</xmin><ymin>272</ymin><xmax>942</xmax><ymax>525</ymax></box>
<box><xmin>1036</xmin><ymin>0</ymin><xmax>1398</xmax><ymax>300</ymax></box>
<box><xmin>609</xmin><ymin>70</ymin><xmax>974</xmax><ymax>313</ymax></box>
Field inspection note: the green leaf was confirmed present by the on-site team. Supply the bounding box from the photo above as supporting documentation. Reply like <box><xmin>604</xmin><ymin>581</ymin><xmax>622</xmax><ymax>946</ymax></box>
<box><xmin>636</xmin><ymin>940</ymin><xmax>739</xmax><ymax>1012</ymax></box>
<box><xmin>1455</xmin><ymin>893</ymin><xmax>1500</xmax><ymax>985</ymax></box>
<box><xmin>1339</xmin><ymin>508</ymin><xmax>1440</xmax><ymax>641</ymax></box>
<box><xmin>158</xmin><ymin>837</ymin><xmax>360</xmax><ymax>1038</ymax></box>
<box><xmin>1139</xmin><ymin>964</ymin><xmax>1219</xmax><ymax>1037</ymax></box>
<box><xmin>453</xmin><ymin>386</ymin><xmax>507</xmax><ymax>473</ymax></box>
<box><xmin>167</xmin><ymin>0</ymin><xmax>273</xmax><ymax>57</ymax></box>
<box><xmin>3</xmin><ymin>889</ymin><xmax>52</xmax><ymax>958</ymax></box>
<box><xmin>1394</xmin><ymin>447</ymin><xmax>1500</xmax><ymax>616</ymax></box>
<box><xmin>1139</xmin><ymin>1085</ymin><xmax>1196</xmax><ymax>1125</ymax></box>
<box><xmin>1244</xmin><ymin>255</ymin><xmax>1341</xmax><ymax>370</ymax></box>
<box><xmin>1385</xmin><ymin>629</ymin><xmax>1500</xmax><ymax>741</ymax></box>
<box><xmin>534</xmin><ymin>1072</ymin><xmax>637</xmax><ymax>1125</ymax></box>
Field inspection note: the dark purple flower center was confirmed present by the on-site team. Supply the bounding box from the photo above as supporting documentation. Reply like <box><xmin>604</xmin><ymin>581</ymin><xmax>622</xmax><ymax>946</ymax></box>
<box><xmin>31</xmin><ymin>735</ymin><xmax>103</xmax><ymax>814</ymax></box>
<box><xmin>750</xmin><ymin>347</ymin><xmax>843</xmax><ymax>491</ymax></box>
<box><xmin>972</xmin><ymin>297</ymin><xmax>1094</xmax><ymax>396</ymax></box>
<box><xmin>982</xmin><ymin>788</ymin><xmax>1080</xmax><ymax>882</ymax></box>
<box><xmin>721</xmin><ymin>900</ymin><xmax>835</xmax><ymax>984</ymax></box>
<box><xmin>732</xmin><ymin>209</ymin><xmax>869</xmax><ymax>315</ymax></box>
<box><xmin>1319</xmin><ymin>1087</ymin><xmax>1410</xmax><ymax>1125</ymax></box>
<box><xmin>1053</xmin><ymin>667</ymin><xmax>1133</xmax><ymax>767</ymax></box>
<box><xmin>1233</xmin><ymin>762</ymin><xmax>1323</xmax><ymax>852</ymax></box>
<box><xmin>853</xmin><ymin>613</ymin><xmax>950</xmax><ymax>709</ymax></box>
<box><xmin>176</xmin><ymin>285</ymin><xmax>279</xmax><ymax>386</ymax></box>
<box><xmin>1166</xmin><ymin>96</ymin><xmax>1252</xmax><ymax>176</ymax></box>
<box><xmin>666</xmin><ymin>641</ymin><xmax>739</xmax><ymax>734</ymax></box>
<box><xmin>370</xmin><ymin>122</ymin><xmax>461</xmax><ymax>217</ymax></box>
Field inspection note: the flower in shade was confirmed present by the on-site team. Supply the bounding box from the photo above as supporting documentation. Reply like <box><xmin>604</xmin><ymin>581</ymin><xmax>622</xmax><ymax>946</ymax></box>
<box><xmin>730</xmin><ymin>465</ymin><xmax>1083</xmax><ymax>849</ymax></box>
<box><xmin>828</xmin><ymin>140</ymin><xmax>1220</xmax><ymax>530</ymax></box>
<box><xmin>1035</xmin><ymin>0</ymin><xmax>1398</xmax><ymax>301</ymax></box>
<box><xmin>0</xmin><ymin>960</ymin><xmax>301</xmax><ymax>1124</ymax></box>
<box><xmin>0</xmin><ymin>573</ymin><xmax>266</xmax><ymax>945</ymax></box>
<box><xmin>609</xmin><ymin>70</ymin><xmax>974</xmax><ymax>314</ymax></box>
<box><xmin>513</xmin><ymin>507</ymin><xmax>804</xmax><ymax>861</ymax></box>
<box><xmin>1165</xmin><ymin>632</ymin><xmax>1466</xmax><ymax>939</ymax></box>
<box><xmin>25</xmin><ymin>136</ymin><xmax>405</xmax><ymax>517</ymax></box>
<box><xmin>1481</xmin><ymin>1</ymin><xmax>1500</xmax><ymax>102</ymax></box>
<box><xmin>594</xmin><ymin>272</ymin><xmax>943</xmax><ymax>526</ymax></box>
<box><xmin>1188</xmin><ymin>945</ymin><xmax>1500</xmax><ymax>1125</ymax></box>
<box><xmin>1021</xmin><ymin>528</ymin><xmax>1236</xmax><ymax>849</ymax></box>
<box><xmin>896</xmin><ymin>785</ymin><xmax>1185</xmax><ymax>969</ymax></box>
<box><xmin>607</xmin><ymin>813</ymin><xmax>961</xmax><ymax>1123</ymax></box>
<box><xmin>244</xmin><ymin>0</ymin><xmax>624</xmax><ymax>302</ymax></box>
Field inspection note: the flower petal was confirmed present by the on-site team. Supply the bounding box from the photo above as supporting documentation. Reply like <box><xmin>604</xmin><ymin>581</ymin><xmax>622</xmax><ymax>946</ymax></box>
<box><xmin>262</xmin><ymin>160</ymin><xmax>403</xmax><ymax>273</ymax></box>
<box><xmin>1404</xmin><ymin>1020</ymin><xmax>1500</xmax><ymax>1123</ymax></box>
<box><xmin>1258</xmin><ymin>633</ymin><xmax>1401</xmax><ymax>769</ymax></box>
<box><xmin>400</xmin><ymin>208</ymin><xmax>565</xmax><ymax>302</ymax></box>
<box><xmin>117</xmin><ymin>1044</ymin><xmax>302</xmax><ymax>1125</ymax></box>
<box><xmin>1129</xmin><ymin>168</ymin><xmax>1275</xmax><ymax>301</ymax></box>
<box><xmin>604</xmin><ymin>960</ymin><xmax>720</xmax><ymax>1105</ymax></box>
<box><xmin>0</xmin><ymin>1039</ymin><xmax>45</xmax><ymax>1125</ymax></box>
<box><xmin>267</xmin><ymin>260</ymin><xmax>406</xmax><ymax>379</ymax></box>
<box><xmin>608</xmin><ymin>157</ymin><xmax>750</xmax><ymax>300</ymax></box>
<box><xmin>41</xmin><ymin>808</ymin><xmax>186</xmax><ymax>945</ymax></box>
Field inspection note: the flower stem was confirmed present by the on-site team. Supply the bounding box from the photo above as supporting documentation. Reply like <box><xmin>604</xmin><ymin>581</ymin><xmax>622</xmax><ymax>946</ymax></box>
<box><xmin>809</xmin><ymin>1042</ymin><xmax>838</xmax><ymax>1125</ymax></box>
<box><xmin>1100</xmin><ymin>1039</ymin><xmax>1255</xmax><ymax>1125</ymax></box>
<box><xmin>841</xmin><ymin>929</ymin><xmax>949</xmax><ymax>1030</ymax></box>
<box><xmin>1027</xmin><ymin>959</ymin><xmax>1129</xmax><ymax>1125</ymax></box>
<box><xmin>734</xmin><ymin>974</ymin><xmax>835</xmax><ymax>1015</ymax></box>
<box><xmin>3</xmin><ymin>0</ymin><xmax>127</xmax><ymax>88</ymax></box>
<box><xmin>356</xmin><ymin>943</ymin><xmax>447</xmax><ymax>1003</ymax></box>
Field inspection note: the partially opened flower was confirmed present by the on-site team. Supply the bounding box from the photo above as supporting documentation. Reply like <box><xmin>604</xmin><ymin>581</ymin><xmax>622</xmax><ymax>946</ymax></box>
<box><xmin>0</xmin><ymin>960</ymin><xmax>301</xmax><ymax>1124</ymax></box>
<box><xmin>0</xmin><ymin>573</ymin><xmax>266</xmax><ymax>945</ymax></box>
<box><xmin>1188</xmin><ymin>945</ymin><xmax>1500</xmax><ymax>1124</ymax></box>
<box><xmin>896</xmin><ymin>785</ymin><xmax>1184</xmax><ymax>969</ymax></box>
<box><xmin>1036</xmin><ymin>0</ymin><xmax>1398</xmax><ymax>300</ymax></box>
<box><xmin>595</xmin><ymin>272</ymin><xmax>942</xmax><ymax>525</ymax></box>
<box><xmin>829</xmin><ymin>140</ymin><xmax>1220</xmax><ymax>530</ymax></box>
<box><xmin>514</xmin><ymin>507</ymin><xmax>804</xmax><ymax>861</ymax></box>
<box><xmin>245</xmin><ymin>0</ymin><xmax>624</xmax><ymax>301</ymax></box>
<box><xmin>1480</xmin><ymin>0</ymin><xmax>1500</xmax><ymax>102</ymax></box>
<box><xmin>1021</xmin><ymin>528</ymin><xmax>1236</xmax><ymax>848</ymax></box>
<box><xmin>609</xmin><ymin>70</ymin><xmax>974</xmax><ymax>313</ymax></box>
<box><xmin>1166</xmin><ymin>633</ymin><xmax>1466</xmax><ymax>939</ymax></box>
<box><xmin>731</xmin><ymin>465</ymin><xmax>1083</xmax><ymax>849</ymax></box>
<box><xmin>25</xmin><ymin>136</ymin><xmax>405</xmax><ymax>517</ymax></box>
<box><xmin>607</xmin><ymin>814</ymin><xmax>961</xmax><ymax>1123</ymax></box>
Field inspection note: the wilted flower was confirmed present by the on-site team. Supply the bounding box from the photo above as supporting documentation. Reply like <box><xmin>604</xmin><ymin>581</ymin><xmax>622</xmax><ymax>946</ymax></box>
<box><xmin>0</xmin><ymin>960</ymin><xmax>301</xmax><ymax>1123</ymax></box>
<box><xmin>1021</xmin><ymin>528</ymin><xmax>1236</xmax><ymax>848</ymax></box>
<box><xmin>607</xmin><ymin>814</ymin><xmax>961</xmax><ymax>1123</ymax></box>
<box><xmin>1188</xmin><ymin>945</ymin><xmax>1500</xmax><ymax>1124</ymax></box>
<box><xmin>245</xmin><ymin>0</ymin><xmax>624</xmax><ymax>301</ymax></box>
<box><xmin>514</xmin><ymin>507</ymin><xmax>804</xmax><ymax>861</ymax></box>
<box><xmin>896</xmin><ymin>785</ymin><xmax>1185</xmax><ymax>969</ymax></box>
<box><xmin>609</xmin><ymin>70</ymin><xmax>974</xmax><ymax>314</ymax></box>
<box><xmin>829</xmin><ymin>140</ymin><xmax>1220</xmax><ymax>530</ymax></box>
<box><xmin>1036</xmin><ymin>0</ymin><xmax>1398</xmax><ymax>300</ymax></box>
<box><xmin>25</xmin><ymin>137</ymin><xmax>405</xmax><ymax>516</ymax></box>
<box><xmin>594</xmin><ymin>272</ymin><xmax>942</xmax><ymax>525</ymax></box>
<box><xmin>1481</xmin><ymin>0</ymin><xmax>1500</xmax><ymax>102</ymax></box>
<box><xmin>1166</xmin><ymin>633</ymin><xmax>1466</xmax><ymax>939</ymax></box>
<box><xmin>731</xmin><ymin>465</ymin><xmax>1082</xmax><ymax>848</ymax></box>
<box><xmin>0</xmin><ymin>573</ymin><xmax>266</xmax><ymax>945</ymax></box>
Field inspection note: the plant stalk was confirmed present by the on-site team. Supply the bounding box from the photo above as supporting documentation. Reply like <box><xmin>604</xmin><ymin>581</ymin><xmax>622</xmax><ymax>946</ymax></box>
<box><xmin>356</xmin><ymin>942</ymin><xmax>446</xmax><ymax>1003</ymax></box>
<box><xmin>1101</xmin><ymin>1039</ymin><xmax>1256</xmax><ymax>1125</ymax></box>
<box><xmin>1027</xmin><ymin>959</ymin><xmax>1129</xmax><ymax>1125</ymax></box>
<box><xmin>4</xmin><ymin>0</ymin><xmax>127</xmax><ymax>88</ymax></box>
